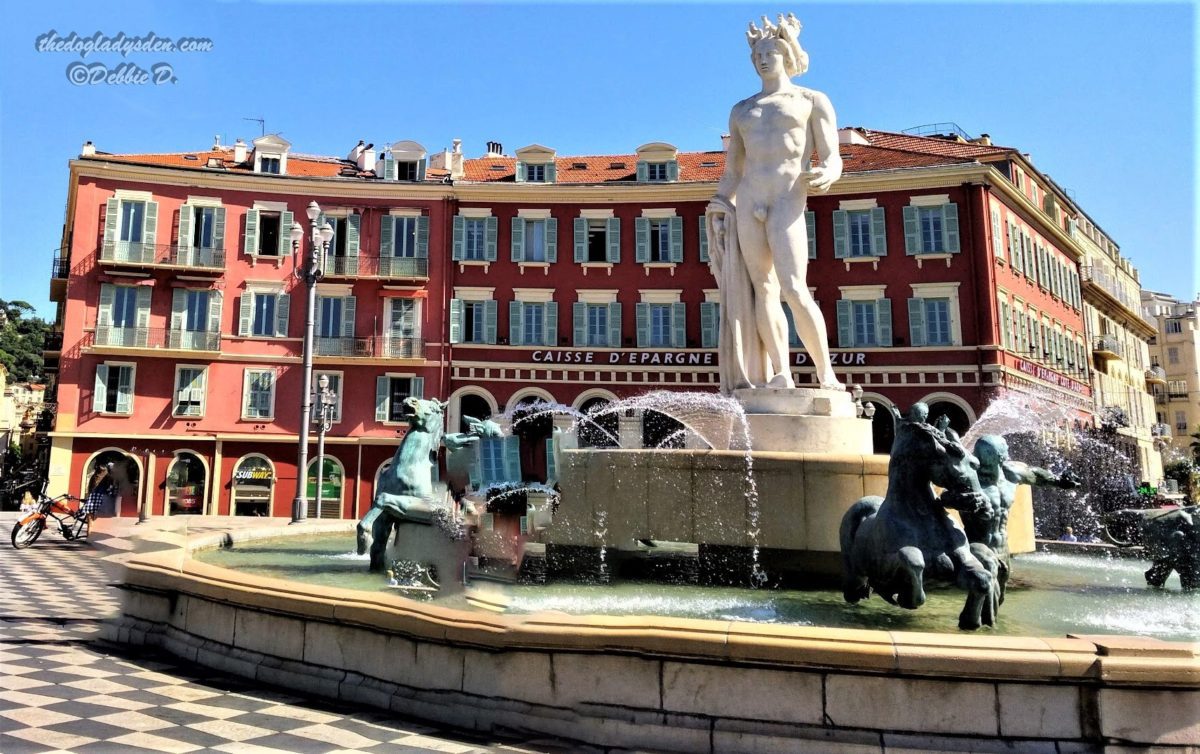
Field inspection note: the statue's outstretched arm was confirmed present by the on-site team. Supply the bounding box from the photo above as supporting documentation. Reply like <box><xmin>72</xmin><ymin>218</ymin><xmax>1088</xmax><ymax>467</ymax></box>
<box><xmin>1002</xmin><ymin>461</ymin><xmax>1079</xmax><ymax>489</ymax></box>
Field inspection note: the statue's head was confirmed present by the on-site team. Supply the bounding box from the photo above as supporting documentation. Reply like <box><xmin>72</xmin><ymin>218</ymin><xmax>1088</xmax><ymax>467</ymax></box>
<box><xmin>898</xmin><ymin>415</ymin><xmax>983</xmax><ymax>513</ymax></box>
<box><xmin>746</xmin><ymin>13</ymin><xmax>808</xmax><ymax>78</ymax></box>
<box><xmin>907</xmin><ymin>402</ymin><xmax>930</xmax><ymax>424</ymax></box>
<box><xmin>401</xmin><ymin>397</ymin><xmax>448</xmax><ymax>433</ymax></box>
<box><xmin>974</xmin><ymin>435</ymin><xmax>1010</xmax><ymax>467</ymax></box>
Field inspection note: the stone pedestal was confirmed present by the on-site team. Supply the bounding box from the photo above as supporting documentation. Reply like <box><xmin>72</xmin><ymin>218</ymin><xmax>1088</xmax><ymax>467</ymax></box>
<box><xmin>733</xmin><ymin>387</ymin><xmax>872</xmax><ymax>454</ymax></box>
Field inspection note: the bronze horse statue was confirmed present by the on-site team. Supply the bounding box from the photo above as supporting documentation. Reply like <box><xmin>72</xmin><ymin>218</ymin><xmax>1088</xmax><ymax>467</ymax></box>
<box><xmin>840</xmin><ymin>405</ymin><xmax>1002</xmax><ymax>630</ymax></box>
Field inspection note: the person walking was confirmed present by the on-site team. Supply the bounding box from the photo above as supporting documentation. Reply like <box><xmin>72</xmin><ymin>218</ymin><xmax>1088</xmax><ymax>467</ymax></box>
<box><xmin>82</xmin><ymin>462</ymin><xmax>115</xmax><ymax>522</ymax></box>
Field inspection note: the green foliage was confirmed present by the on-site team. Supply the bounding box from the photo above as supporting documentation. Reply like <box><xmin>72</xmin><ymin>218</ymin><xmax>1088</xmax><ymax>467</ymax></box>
<box><xmin>1164</xmin><ymin>458</ymin><xmax>1199</xmax><ymax>502</ymax></box>
<box><xmin>0</xmin><ymin>299</ymin><xmax>51</xmax><ymax>383</ymax></box>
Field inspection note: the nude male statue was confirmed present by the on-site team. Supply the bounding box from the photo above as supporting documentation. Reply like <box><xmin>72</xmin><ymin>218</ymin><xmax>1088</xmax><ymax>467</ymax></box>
<box><xmin>706</xmin><ymin>13</ymin><xmax>843</xmax><ymax>393</ymax></box>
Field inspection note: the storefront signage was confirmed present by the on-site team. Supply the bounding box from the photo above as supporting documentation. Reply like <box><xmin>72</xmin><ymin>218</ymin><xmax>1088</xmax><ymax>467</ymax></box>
<box><xmin>233</xmin><ymin>463</ymin><xmax>273</xmax><ymax>484</ymax></box>
<box><xmin>1014</xmin><ymin>359</ymin><xmax>1089</xmax><ymax>394</ymax></box>
<box><xmin>528</xmin><ymin>350</ymin><xmax>869</xmax><ymax>366</ymax></box>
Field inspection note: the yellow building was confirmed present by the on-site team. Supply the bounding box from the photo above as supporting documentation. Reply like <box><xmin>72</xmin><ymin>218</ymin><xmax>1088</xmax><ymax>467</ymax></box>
<box><xmin>1143</xmin><ymin>291</ymin><xmax>1200</xmax><ymax>465</ymax></box>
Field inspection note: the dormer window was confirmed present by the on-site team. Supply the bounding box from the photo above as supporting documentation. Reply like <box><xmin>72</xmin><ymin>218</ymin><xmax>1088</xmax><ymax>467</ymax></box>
<box><xmin>381</xmin><ymin>140</ymin><xmax>428</xmax><ymax>182</ymax></box>
<box><xmin>635</xmin><ymin>142</ymin><xmax>680</xmax><ymax>183</ymax></box>
<box><xmin>259</xmin><ymin>156</ymin><xmax>281</xmax><ymax>174</ymax></box>
<box><xmin>525</xmin><ymin>164</ymin><xmax>547</xmax><ymax>183</ymax></box>
<box><xmin>514</xmin><ymin>145</ymin><xmax>557</xmax><ymax>184</ymax></box>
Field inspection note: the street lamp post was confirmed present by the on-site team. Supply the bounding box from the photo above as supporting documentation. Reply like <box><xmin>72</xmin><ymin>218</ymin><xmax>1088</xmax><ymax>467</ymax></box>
<box><xmin>290</xmin><ymin>201</ymin><xmax>333</xmax><ymax>524</ymax></box>
<box><xmin>312</xmin><ymin>374</ymin><xmax>337</xmax><ymax>519</ymax></box>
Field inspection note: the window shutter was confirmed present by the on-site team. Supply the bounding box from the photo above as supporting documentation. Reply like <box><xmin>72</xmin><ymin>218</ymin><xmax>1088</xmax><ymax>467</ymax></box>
<box><xmin>449</xmin><ymin>299</ymin><xmax>463</xmax><ymax>344</ymax></box>
<box><xmin>411</xmin><ymin>376</ymin><xmax>425</xmax><ymax>399</ymax></box>
<box><xmin>545</xmin><ymin>436</ymin><xmax>557</xmax><ymax>484</ymax></box>
<box><xmin>942</xmin><ymin>203</ymin><xmax>960</xmax><ymax>253</ymax></box>
<box><xmin>93</xmin><ymin>364</ymin><xmax>108</xmax><ymax>412</ymax></box>
<box><xmin>573</xmin><ymin>302</ymin><xmax>586</xmax><ymax>347</ymax></box>
<box><xmin>636</xmin><ymin>161</ymin><xmax>648</xmax><ymax>182</ymax></box>
<box><xmin>178</xmin><ymin>205</ymin><xmax>194</xmax><ymax>249</ymax></box>
<box><xmin>991</xmin><ymin>209</ymin><xmax>1003</xmax><ymax>261</ymax></box>
<box><xmin>545</xmin><ymin>163</ymin><xmax>556</xmax><ymax>183</ymax></box>
<box><xmin>384</xmin><ymin>156</ymin><xmax>397</xmax><ymax>181</ymax></box>
<box><xmin>416</xmin><ymin>159</ymin><xmax>427</xmax><ymax>182</ymax></box>
<box><xmin>666</xmin><ymin>160</ymin><xmax>679</xmax><ymax>182</ymax></box>
<box><xmin>97</xmin><ymin>284</ymin><xmax>114</xmax><ymax>328</ymax></box>
<box><xmin>635</xmin><ymin>302</ymin><xmax>650</xmax><ymax>347</ymax></box>
<box><xmin>135</xmin><ymin>287</ymin><xmax>151</xmax><ymax>346</ymax></box>
<box><xmin>635</xmin><ymin>218</ymin><xmax>650</xmax><ymax>263</ymax></box>
<box><xmin>508</xmin><ymin>218</ymin><xmax>523</xmax><ymax>261</ymax></box>
<box><xmin>902</xmin><ymin>206</ymin><xmax>920</xmax><ymax>255</ymax></box>
<box><xmin>573</xmin><ymin>218</ymin><xmax>587</xmax><ymax>263</ymax></box>
<box><xmin>414</xmin><ymin>215</ymin><xmax>429</xmax><ymax>260</ymax></box>
<box><xmin>243</xmin><ymin>209</ymin><xmax>260</xmax><ymax>256</ymax></box>
<box><xmin>212</xmin><ymin>207</ymin><xmax>226</xmax><ymax>250</ymax></box>
<box><xmin>346</xmin><ymin>213</ymin><xmax>361</xmax><ymax>260</ymax></box>
<box><xmin>606</xmin><ymin>218</ymin><xmax>621</xmax><ymax>263</ymax></box>
<box><xmin>342</xmin><ymin>296</ymin><xmax>356</xmax><ymax>338</ymax></box>
<box><xmin>1007</xmin><ymin>221</ymin><xmax>1019</xmax><ymax>265</ymax></box>
<box><xmin>143</xmin><ymin>201</ymin><xmax>158</xmax><ymax>249</ymax></box>
<box><xmin>382</xmin><ymin>215</ymin><xmax>396</xmax><ymax>258</ymax></box>
<box><xmin>836</xmin><ymin>300</ymin><xmax>853</xmax><ymax>347</ymax></box>
<box><xmin>908</xmin><ymin>297</ymin><xmax>927</xmax><ymax>346</ymax></box>
<box><xmin>375</xmin><ymin>377</ymin><xmax>389</xmax><ymax>421</ymax></box>
<box><xmin>870</xmin><ymin>207</ymin><xmax>887</xmax><ymax>257</ymax></box>
<box><xmin>672</xmin><ymin>301</ymin><xmax>686</xmax><ymax>348</ymax></box>
<box><xmin>607</xmin><ymin>302</ymin><xmax>622</xmax><ymax>347</ymax></box>
<box><xmin>115</xmin><ymin>367</ymin><xmax>133</xmax><ymax>414</ymax></box>
<box><xmin>876</xmin><ymin>298</ymin><xmax>892</xmax><ymax>347</ymax></box>
<box><xmin>515</xmin><ymin>161</ymin><xmax>527</xmax><ymax>183</ymax></box>
<box><xmin>207</xmin><ymin>291</ymin><xmax>222</xmax><ymax>338</ymax></box>
<box><xmin>544</xmin><ymin>302</ymin><xmax>558</xmax><ymax>346</ymax></box>
<box><xmin>503</xmin><ymin>436</ymin><xmax>522</xmax><ymax>481</ymax></box>
<box><xmin>699</xmin><ymin>215</ymin><xmax>710</xmax><ymax>262</ymax></box>
<box><xmin>275</xmin><ymin>293</ymin><xmax>290</xmax><ymax>337</ymax></box>
<box><xmin>450</xmin><ymin>216</ymin><xmax>463</xmax><ymax>260</ymax></box>
<box><xmin>669</xmin><ymin>217</ymin><xmax>683</xmax><ymax>263</ymax></box>
<box><xmin>805</xmin><ymin>211</ymin><xmax>816</xmax><ymax>259</ymax></box>
<box><xmin>832</xmin><ymin>210</ymin><xmax>849</xmax><ymax>258</ymax></box>
<box><xmin>484</xmin><ymin>300</ymin><xmax>498</xmax><ymax>344</ymax></box>
<box><xmin>701</xmin><ymin>302</ymin><xmax>718</xmax><ymax>348</ymax></box>
<box><xmin>1000</xmin><ymin>301</ymin><xmax>1011</xmax><ymax>349</ymax></box>
<box><xmin>103</xmin><ymin>198</ymin><xmax>120</xmax><ymax>257</ymax></box>
<box><xmin>545</xmin><ymin>218</ymin><xmax>558</xmax><ymax>263</ymax></box>
<box><xmin>484</xmin><ymin>217</ymin><xmax>498</xmax><ymax>261</ymax></box>
<box><xmin>509</xmin><ymin>301</ymin><xmax>524</xmax><ymax>346</ymax></box>
<box><xmin>277</xmin><ymin>211</ymin><xmax>294</xmax><ymax>256</ymax></box>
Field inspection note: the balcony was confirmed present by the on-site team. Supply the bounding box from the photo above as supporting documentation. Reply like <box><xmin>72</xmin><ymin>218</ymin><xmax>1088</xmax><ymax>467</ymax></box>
<box><xmin>320</xmin><ymin>255</ymin><xmax>429</xmax><ymax>281</ymax></box>
<box><xmin>312</xmin><ymin>336</ymin><xmax>425</xmax><ymax>359</ymax></box>
<box><xmin>1145</xmin><ymin>366</ymin><xmax>1168</xmax><ymax>385</ymax></box>
<box><xmin>383</xmin><ymin>337</ymin><xmax>424</xmax><ymax>359</ymax></box>
<box><xmin>1080</xmin><ymin>265</ymin><xmax>1155</xmax><ymax>327</ymax></box>
<box><xmin>49</xmin><ymin>255</ymin><xmax>69</xmax><ymax>301</ymax></box>
<box><xmin>99</xmin><ymin>242</ymin><xmax>225</xmax><ymax>272</ymax></box>
<box><xmin>1151</xmin><ymin>422</ymin><xmax>1172</xmax><ymax>438</ymax></box>
<box><xmin>1093</xmin><ymin>334</ymin><xmax>1123</xmax><ymax>361</ymax></box>
<box><xmin>378</xmin><ymin>257</ymin><xmax>428</xmax><ymax>280</ymax></box>
<box><xmin>93</xmin><ymin>326</ymin><xmax>221</xmax><ymax>352</ymax></box>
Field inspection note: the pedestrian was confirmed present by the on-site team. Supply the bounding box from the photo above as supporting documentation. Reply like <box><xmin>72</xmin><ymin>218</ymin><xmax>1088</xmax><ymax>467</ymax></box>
<box><xmin>82</xmin><ymin>462</ymin><xmax>115</xmax><ymax>522</ymax></box>
<box><xmin>1058</xmin><ymin>526</ymin><xmax>1078</xmax><ymax>543</ymax></box>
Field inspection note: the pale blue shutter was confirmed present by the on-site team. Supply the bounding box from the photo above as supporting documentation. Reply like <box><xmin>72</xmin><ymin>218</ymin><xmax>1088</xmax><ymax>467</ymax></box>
<box><xmin>942</xmin><ymin>203</ymin><xmax>960</xmax><ymax>253</ymax></box>
<box><xmin>143</xmin><ymin>201</ymin><xmax>159</xmax><ymax>252</ymax></box>
<box><xmin>484</xmin><ymin>217</ymin><xmax>498</xmax><ymax>261</ymax></box>
<box><xmin>836</xmin><ymin>300</ymin><xmax>853</xmax><ymax>347</ymax></box>
<box><xmin>870</xmin><ymin>207</ymin><xmax>887</xmax><ymax>257</ymax></box>
<box><xmin>699</xmin><ymin>216</ymin><xmax>710</xmax><ymax>262</ymax></box>
<box><xmin>545</xmin><ymin>436</ymin><xmax>557</xmax><ymax>483</ymax></box>
<box><xmin>484</xmin><ymin>300</ymin><xmax>498</xmax><ymax>344</ymax></box>
<box><xmin>672</xmin><ymin>302</ymin><xmax>686</xmax><ymax>347</ymax></box>
<box><xmin>669</xmin><ymin>217</ymin><xmax>683</xmax><ymax>263</ymax></box>
<box><xmin>449</xmin><ymin>299</ymin><xmax>463</xmax><ymax>344</ymax></box>
<box><xmin>411</xmin><ymin>376</ymin><xmax>425</xmax><ymax>399</ymax></box>
<box><xmin>178</xmin><ymin>205</ymin><xmax>194</xmax><ymax>249</ymax></box>
<box><xmin>382</xmin><ymin>216</ymin><xmax>396</xmax><ymax>258</ymax></box>
<box><xmin>277</xmin><ymin>211</ymin><xmax>294</xmax><ymax>256</ymax></box>
<box><xmin>342</xmin><ymin>296</ymin><xmax>356</xmax><ymax>338</ymax></box>
<box><xmin>510</xmin><ymin>217</ymin><xmax>524</xmax><ymax>262</ymax></box>
<box><xmin>666</xmin><ymin>160</ymin><xmax>679</xmax><ymax>182</ymax></box>
<box><xmin>992</xmin><ymin>209</ymin><xmax>1004</xmax><ymax>261</ymax></box>
<box><xmin>606</xmin><ymin>218</ymin><xmax>621</xmax><ymax>263</ymax></box>
<box><xmin>375</xmin><ymin>377</ymin><xmax>389</xmax><ymax>421</ymax></box>
<box><xmin>545</xmin><ymin>163</ymin><xmax>557</xmax><ymax>183</ymax></box>
<box><xmin>805</xmin><ymin>211</ymin><xmax>816</xmax><ymax>259</ymax></box>
<box><xmin>903</xmin><ymin>206</ymin><xmax>920</xmax><ymax>255</ymax></box>
<box><xmin>515</xmin><ymin>162</ymin><xmax>527</xmax><ymax>183</ymax></box>
<box><xmin>347</xmin><ymin>214</ymin><xmax>361</xmax><ymax>272</ymax></box>
<box><xmin>415</xmin><ymin>216</ymin><xmax>429</xmax><ymax>260</ymax></box>
<box><xmin>908</xmin><ymin>298</ymin><xmax>927</xmax><ymax>346</ymax></box>
<box><xmin>636</xmin><ymin>303</ymin><xmax>650</xmax><ymax>347</ymax></box>
<box><xmin>103</xmin><ymin>198</ymin><xmax>120</xmax><ymax>257</ymax></box>
<box><xmin>700</xmin><ymin>302</ymin><xmax>718</xmax><ymax>348</ymax></box>
<box><xmin>93</xmin><ymin>364</ymin><xmax>108</xmax><ymax>412</ymax></box>
<box><xmin>875</xmin><ymin>298</ymin><xmax>892</xmax><ymax>347</ymax></box>
<box><xmin>1008</xmin><ymin>222</ymin><xmax>1019</xmax><ymax>266</ymax></box>
<box><xmin>545</xmin><ymin>218</ymin><xmax>558</xmax><ymax>263</ymax></box>
<box><xmin>1000</xmin><ymin>301</ymin><xmax>1011</xmax><ymax>349</ymax></box>
<box><xmin>416</xmin><ymin>159</ymin><xmax>427</xmax><ymax>182</ymax></box>
<box><xmin>97</xmin><ymin>284</ymin><xmax>114</xmax><ymax>328</ymax></box>
<box><xmin>275</xmin><ymin>293</ymin><xmax>290</xmax><ymax>337</ymax></box>
<box><xmin>832</xmin><ymin>210</ymin><xmax>849</xmax><ymax>259</ymax></box>
<box><xmin>635</xmin><ymin>218</ymin><xmax>650</xmax><ymax>263</ymax></box>
<box><xmin>608</xmin><ymin>302</ymin><xmax>621</xmax><ymax>347</ymax></box>
<box><xmin>450</xmin><ymin>216</ymin><xmax>463</xmax><ymax>260</ymax></box>
<box><xmin>115</xmin><ymin>367</ymin><xmax>133</xmax><ymax>414</ymax></box>
<box><xmin>509</xmin><ymin>301</ymin><xmax>524</xmax><ymax>345</ymax></box>
<box><xmin>573</xmin><ymin>302</ymin><xmax>586</xmax><ymax>346</ymax></box>
<box><xmin>213</xmin><ymin>207</ymin><xmax>226</xmax><ymax>250</ymax></box>
<box><xmin>574</xmin><ymin>218</ymin><xmax>587</xmax><ymax>263</ymax></box>
<box><xmin>503</xmin><ymin>436</ymin><xmax>522</xmax><ymax>482</ymax></box>
<box><xmin>544</xmin><ymin>301</ymin><xmax>558</xmax><ymax>346</ymax></box>
<box><xmin>135</xmin><ymin>287</ymin><xmax>151</xmax><ymax>346</ymax></box>
<box><xmin>239</xmin><ymin>293</ymin><xmax>253</xmax><ymax>336</ymax></box>
<box><xmin>636</xmin><ymin>161</ymin><xmax>648</xmax><ymax>182</ymax></box>
<box><xmin>384</xmin><ymin>156</ymin><xmax>397</xmax><ymax>181</ymax></box>
<box><xmin>207</xmin><ymin>291</ymin><xmax>222</xmax><ymax>341</ymax></box>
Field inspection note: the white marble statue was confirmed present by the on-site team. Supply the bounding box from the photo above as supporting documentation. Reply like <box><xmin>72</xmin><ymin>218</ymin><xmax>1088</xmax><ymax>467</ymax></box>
<box><xmin>707</xmin><ymin>13</ymin><xmax>844</xmax><ymax>395</ymax></box>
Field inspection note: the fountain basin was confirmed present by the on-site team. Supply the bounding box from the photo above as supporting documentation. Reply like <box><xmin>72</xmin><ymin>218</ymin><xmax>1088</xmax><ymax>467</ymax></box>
<box><xmin>109</xmin><ymin>523</ymin><xmax>1200</xmax><ymax>753</ymax></box>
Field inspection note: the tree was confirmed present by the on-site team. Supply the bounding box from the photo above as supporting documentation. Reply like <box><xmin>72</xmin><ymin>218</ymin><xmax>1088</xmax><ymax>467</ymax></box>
<box><xmin>0</xmin><ymin>299</ymin><xmax>51</xmax><ymax>383</ymax></box>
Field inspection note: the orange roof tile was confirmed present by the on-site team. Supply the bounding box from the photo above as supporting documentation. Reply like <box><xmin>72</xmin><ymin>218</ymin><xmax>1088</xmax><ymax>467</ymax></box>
<box><xmin>857</xmin><ymin>128</ymin><xmax>1012</xmax><ymax>159</ymax></box>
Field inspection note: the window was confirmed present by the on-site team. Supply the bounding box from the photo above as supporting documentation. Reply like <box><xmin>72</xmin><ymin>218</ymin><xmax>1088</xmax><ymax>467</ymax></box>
<box><xmin>463</xmin><ymin>218</ymin><xmax>488</xmax><ymax>260</ymax></box>
<box><xmin>102</xmin><ymin>197</ymin><xmax>159</xmax><ymax>262</ymax></box>
<box><xmin>386</xmin><ymin>298</ymin><xmax>421</xmax><ymax>357</ymax></box>
<box><xmin>636</xmin><ymin>217</ymin><xmax>682</xmax><ymax>264</ymax></box>
<box><xmin>238</xmin><ymin>291</ymin><xmax>289</xmax><ymax>338</ymax></box>
<box><xmin>587</xmin><ymin>305</ymin><xmax>608</xmax><ymax>346</ymax></box>
<box><xmin>903</xmin><ymin>203</ymin><xmax>960</xmax><ymax>255</ymax></box>
<box><xmin>525</xmin><ymin>164</ymin><xmax>546</xmax><ymax>183</ymax></box>
<box><xmin>574</xmin><ymin>217</ymin><xmax>620</xmax><ymax>264</ymax></box>
<box><xmin>312</xmin><ymin>371</ymin><xmax>343</xmax><ymax>423</ymax></box>
<box><xmin>646</xmin><ymin>163</ymin><xmax>667</xmax><ymax>181</ymax></box>
<box><xmin>1176</xmin><ymin>411</ymin><xmax>1188</xmax><ymax>432</ymax></box>
<box><xmin>509</xmin><ymin>300</ymin><xmax>557</xmax><ymax>347</ymax></box>
<box><xmin>649</xmin><ymin>220</ymin><xmax>671</xmax><ymax>262</ymax></box>
<box><xmin>524</xmin><ymin>304</ymin><xmax>545</xmax><ymax>344</ymax></box>
<box><xmin>96</xmin><ymin>284</ymin><xmax>149</xmax><ymax>347</ymax></box>
<box><xmin>120</xmin><ymin>201</ymin><xmax>145</xmax><ymax>244</ymax></box>
<box><xmin>190</xmin><ymin>206</ymin><xmax>221</xmax><ymax>249</ymax></box>
<box><xmin>836</xmin><ymin>298</ymin><xmax>892</xmax><ymax>347</ymax></box>
<box><xmin>524</xmin><ymin>220</ymin><xmax>547</xmax><ymax>262</ymax></box>
<box><xmin>93</xmin><ymin>363</ymin><xmax>134</xmax><ymax>415</ymax></box>
<box><xmin>254</xmin><ymin>293</ymin><xmax>277</xmax><ymax>336</ymax></box>
<box><xmin>170</xmin><ymin>289</ymin><xmax>222</xmax><ymax>350</ymax></box>
<box><xmin>700</xmin><ymin>301</ymin><xmax>720</xmax><ymax>348</ymax></box>
<box><xmin>636</xmin><ymin>301</ymin><xmax>685</xmax><ymax>348</ymax></box>
<box><xmin>111</xmin><ymin>286</ymin><xmax>138</xmax><ymax>328</ymax></box>
<box><xmin>1168</xmin><ymin>380</ymin><xmax>1188</xmax><ymax>396</ymax></box>
<box><xmin>174</xmin><ymin>366</ymin><xmax>206</xmax><ymax>417</ymax></box>
<box><xmin>833</xmin><ymin>207</ymin><xmax>886</xmax><ymax>259</ymax></box>
<box><xmin>243</xmin><ymin>209</ymin><xmax>293</xmax><ymax>257</ymax></box>
<box><xmin>922</xmin><ymin>299</ymin><xmax>952</xmax><ymax>346</ymax></box>
<box><xmin>848</xmin><ymin>211</ymin><xmax>872</xmax><ymax>256</ymax></box>
<box><xmin>638</xmin><ymin>161</ymin><xmax>677</xmax><ymax>182</ymax></box>
<box><xmin>184</xmin><ymin>290</ymin><xmax>209</xmax><ymax>331</ymax></box>
<box><xmin>852</xmin><ymin>302</ymin><xmax>876</xmax><ymax>345</ymax></box>
<box><xmin>450</xmin><ymin>298</ymin><xmax>496</xmax><ymax>344</ymax></box>
<box><xmin>588</xmin><ymin>220</ymin><xmax>608</xmax><ymax>262</ymax></box>
<box><xmin>391</xmin><ymin>216</ymin><xmax>420</xmax><ymax>258</ymax></box>
<box><xmin>464</xmin><ymin>301</ymin><xmax>485</xmax><ymax>343</ymax></box>
<box><xmin>259</xmin><ymin>156</ymin><xmax>281</xmax><ymax>174</ymax></box>
<box><xmin>243</xmin><ymin>369</ymin><xmax>275</xmax><ymax>420</ymax></box>
<box><xmin>1169</xmin><ymin>347</ymin><xmax>1180</xmax><ymax>365</ymax></box>
<box><xmin>511</xmin><ymin>217</ymin><xmax>557</xmax><ymax>263</ymax></box>
<box><xmin>1167</xmin><ymin>319</ymin><xmax>1183</xmax><ymax>334</ymax></box>
<box><xmin>375</xmin><ymin>375</ymin><xmax>426</xmax><ymax>422</ymax></box>
<box><xmin>316</xmin><ymin>296</ymin><xmax>355</xmax><ymax>348</ymax></box>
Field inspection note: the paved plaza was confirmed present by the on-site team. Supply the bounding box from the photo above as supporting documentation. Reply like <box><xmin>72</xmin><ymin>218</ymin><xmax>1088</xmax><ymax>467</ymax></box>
<box><xmin>0</xmin><ymin>515</ymin><xmax>588</xmax><ymax>754</ymax></box>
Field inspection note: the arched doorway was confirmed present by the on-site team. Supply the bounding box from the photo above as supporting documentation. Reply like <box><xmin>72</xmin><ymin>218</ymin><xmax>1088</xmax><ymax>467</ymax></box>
<box><xmin>642</xmin><ymin>410</ymin><xmax>685</xmax><ymax>449</ymax></box>
<box><xmin>84</xmin><ymin>449</ymin><xmax>139</xmax><ymax>517</ymax></box>
<box><xmin>510</xmin><ymin>396</ymin><xmax>553</xmax><ymax>483</ymax></box>
<box><xmin>865</xmin><ymin>400</ymin><xmax>896</xmax><ymax>454</ymax></box>
<box><xmin>231</xmin><ymin>454</ymin><xmax>274</xmax><ymax>516</ymax></box>
<box><xmin>926</xmin><ymin>401</ymin><xmax>971</xmax><ymax>436</ymax></box>
<box><xmin>165</xmin><ymin>451</ymin><xmax>207</xmax><ymax>516</ymax></box>
<box><xmin>578</xmin><ymin>397</ymin><xmax>619</xmax><ymax>449</ymax></box>
<box><xmin>306</xmin><ymin>456</ymin><xmax>345</xmax><ymax>519</ymax></box>
<box><xmin>459</xmin><ymin>393</ymin><xmax>493</xmax><ymax>434</ymax></box>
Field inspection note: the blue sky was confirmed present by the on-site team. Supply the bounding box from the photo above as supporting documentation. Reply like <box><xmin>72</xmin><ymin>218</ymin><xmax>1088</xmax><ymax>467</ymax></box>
<box><xmin>1</xmin><ymin>2</ymin><xmax>1194</xmax><ymax>319</ymax></box>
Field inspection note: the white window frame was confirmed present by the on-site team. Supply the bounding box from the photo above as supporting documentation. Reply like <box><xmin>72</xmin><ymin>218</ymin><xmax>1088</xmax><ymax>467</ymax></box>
<box><xmin>242</xmin><ymin>368</ymin><xmax>276</xmax><ymax>421</ymax></box>
<box><xmin>381</xmin><ymin>372</ymin><xmax>420</xmax><ymax>425</ymax></box>
<box><xmin>909</xmin><ymin>282</ymin><xmax>963</xmax><ymax>347</ymax></box>
<box><xmin>173</xmin><ymin>364</ymin><xmax>207</xmax><ymax>418</ymax></box>
<box><xmin>96</xmin><ymin>361</ymin><xmax>136</xmax><ymax>416</ymax></box>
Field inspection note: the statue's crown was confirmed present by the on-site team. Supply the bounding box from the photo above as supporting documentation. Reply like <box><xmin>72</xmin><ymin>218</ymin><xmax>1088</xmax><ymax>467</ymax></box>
<box><xmin>746</xmin><ymin>13</ymin><xmax>803</xmax><ymax>48</ymax></box>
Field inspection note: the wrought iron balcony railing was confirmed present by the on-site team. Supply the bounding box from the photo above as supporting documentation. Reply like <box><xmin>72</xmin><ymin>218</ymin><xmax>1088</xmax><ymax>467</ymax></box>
<box><xmin>1093</xmin><ymin>334</ymin><xmax>1124</xmax><ymax>360</ymax></box>
<box><xmin>99</xmin><ymin>242</ymin><xmax>226</xmax><ymax>271</ymax></box>
<box><xmin>50</xmin><ymin>256</ymin><xmax>69</xmax><ymax>278</ymax></box>
<box><xmin>94</xmin><ymin>326</ymin><xmax>221</xmax><ymax>351</ymax></box>
<box><xmin>320</xmin><ymin>255</ymin><xmax>429</xmax><ymax>280</ymax></box>
<box><xmin>1145</xmin><ymin>366</ymin><xmax>1168</xmax><ymax>384</ymax></box>
<box><xmin>312</xmin><ymin>336</ymin><xmax>425</xmax><ymax>358</ymax></box>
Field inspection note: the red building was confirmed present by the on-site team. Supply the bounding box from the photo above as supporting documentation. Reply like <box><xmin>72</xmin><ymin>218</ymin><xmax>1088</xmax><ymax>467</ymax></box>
<box><xmin>44</xmin><ymin>127</ymin><xmax>1093</xmax><ymax>518</ymax></box>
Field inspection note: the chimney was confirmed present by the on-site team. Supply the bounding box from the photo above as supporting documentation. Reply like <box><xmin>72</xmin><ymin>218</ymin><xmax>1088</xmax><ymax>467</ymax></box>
<box><xmin>720</xmin><ymin>134</ymin><xmax>731</xmax><ymax>151</ymax></box>
<box><xmin>374</xmin><ymin>150</ymin><xmax>385</xmax><ymax>177</ymax></box>
<box><xmin>80</xmin><ymin>140</ymin><xmax>96</xmax><ymax>157</ymax></box>
<box><xmin>485</xmin><ymin>140</ymin><xmax>503</xmax><ymax>157</ymax></box>
<box><xmin>212</xmin><ymin>135</ymin><xmax>222</xmax><ymax>151</ymax></box>
<box><xmin>233</xmin><ymin>138</ymin><xmax>248</xmax><ymax>164</ymax></box>
<box><xmin>975</xmin><ymin>133</ymin><xmax>992</xmax><ymax>146</ymax></box>
<box><xmin>357</xmin><ymin>143</ymin><xmax>375</xmax><ymax>173</ymax></box>
<box><xmin>349</xmin><ymin>139</ymin><xmax>365</xmax><ymax>162</ymax></box>
<box><xmin>451</xmin><ymin>138</ymin><xmax>464</xmax><ymax>180</ymax></box>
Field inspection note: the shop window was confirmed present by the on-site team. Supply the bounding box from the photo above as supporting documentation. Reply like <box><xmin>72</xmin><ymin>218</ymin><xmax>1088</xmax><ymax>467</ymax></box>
<box><xmin>232</xmin><ymin>455</ymin><xmax>273</xmax><ymax>516</ymax></box>
<box><xmin>165</xmin><ymin>452</ymin><xmax>206</xmax><ymax>516</ymax></box>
